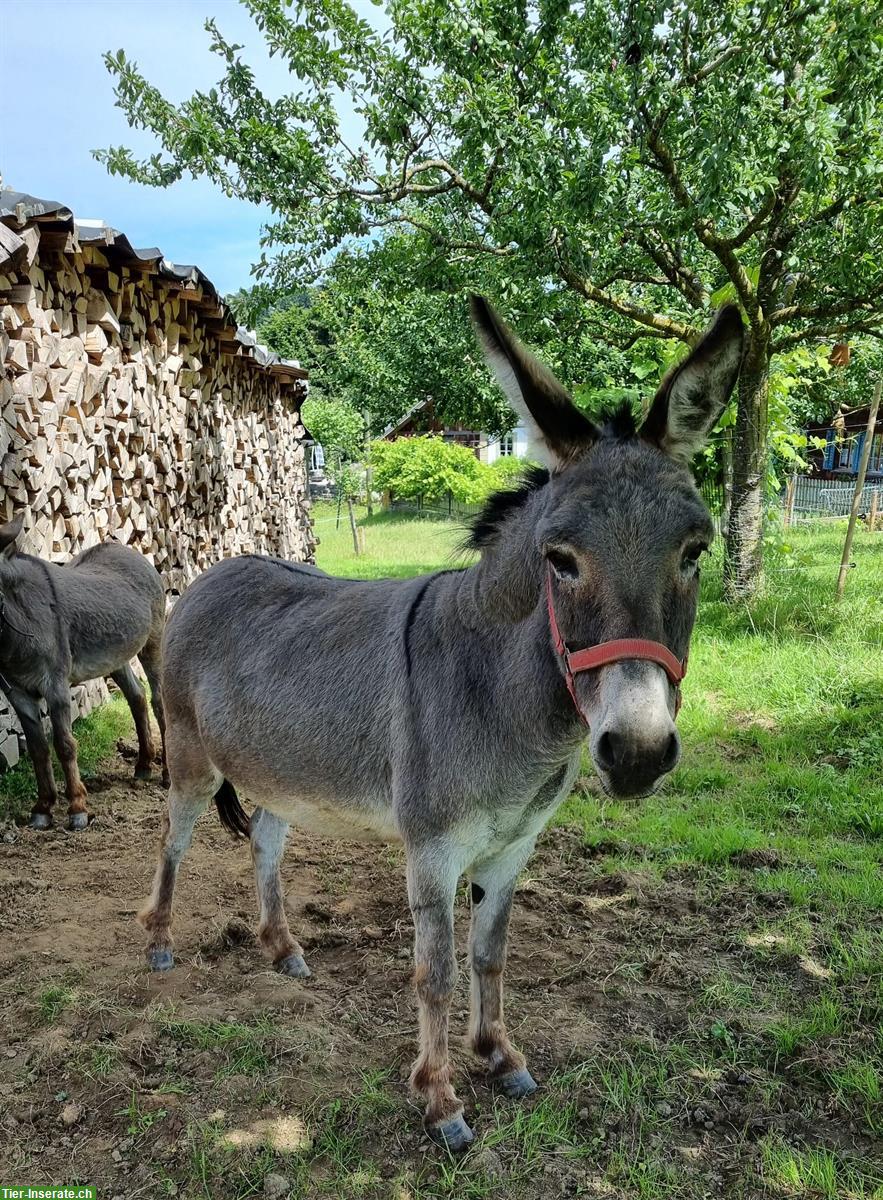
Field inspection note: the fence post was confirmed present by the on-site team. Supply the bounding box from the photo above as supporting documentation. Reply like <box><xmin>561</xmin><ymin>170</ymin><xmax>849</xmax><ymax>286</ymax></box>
<box><xmin>347</xmin><ymin>497</ymin><xmax>360</xmax><ymax>555</ymax></box>
<box><xmin>363</xmin><ymin>411</ymin><xmax>373</xmax><ymax>519</ymax></box>
<box><xmin>836</xmin><ymin>376</ymin><xmax>882</xmax><ymax>599</ymax></box>
<box><xmin>869</xmin><ymin>489</ymin><xmax>879</xmax><ymax>533</ymax></box>
<box><xmin>783</xmin><ymin>472</ymin><xmax>797</xmax><ymax>529</ymax></box>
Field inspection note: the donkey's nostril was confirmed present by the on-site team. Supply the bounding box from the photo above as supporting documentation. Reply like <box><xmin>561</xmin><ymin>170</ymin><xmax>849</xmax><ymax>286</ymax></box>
<box><xmin>594</xmin><ymin>729</ymin><xmax>622</xmax><ymax>773</ymax></box>
<box><xmin>660</xmin><ymin>731</ymin><xmax>681</xmax><ymax>774</ymax></box>
<box><xmin>594</xmin><ymin>725</ymin><xmax>680</xmax><ymax>785</ymax></box>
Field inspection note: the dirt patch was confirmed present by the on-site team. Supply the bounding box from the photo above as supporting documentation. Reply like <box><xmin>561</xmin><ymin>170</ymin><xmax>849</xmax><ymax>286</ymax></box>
<box><xmin>0</xmin><ymin>741</ymin><xmax>877</xmax><ymax>1198</ymax></box>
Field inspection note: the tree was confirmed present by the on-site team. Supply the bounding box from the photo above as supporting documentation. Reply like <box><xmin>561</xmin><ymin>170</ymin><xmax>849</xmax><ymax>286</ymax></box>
<box><xmin>98</xmin><ymin>0</ymin><xmax>883</xmax><ymax>596</ymax></box>
<box><xmin>255</xmin><ymin>242</ymin><xmax>513</xmax><ymax>435</ymax></box>
<box><xmin>300</xmin><ymin>394</ymin><xmax>364</xmax><ymax>460</ymax></box>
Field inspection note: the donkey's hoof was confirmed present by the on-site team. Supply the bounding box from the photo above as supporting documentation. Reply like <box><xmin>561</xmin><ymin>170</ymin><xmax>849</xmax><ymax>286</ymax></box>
<box><xmin>277</xmin><ymin>953</ymin><xmax>311</xmax><ymax>979</ymax></box>
<box><xmin>67</xmin><ymin>812</ymin><xmax>89</xmax><ymax>832</ymax></box>
<box><xmin>429</xmin><ymin>1114</ymin><xmax>474</xmax><ymax>1153</ymax></box>
<box><xmin>134</xmin><ymin>766</ymin><xmax>152</xmax><ymax>782</ymax></box>
<box><xmin>148</xmin><ymin>948</ymin><xmax>175</xmax><ymax>972</ymax></box>
<box><xmin>496</xmin><ymin>1067</ymin><xmax>538</xmax><ymax>1099</ymax></box>
<box><xmin>29</xmin><ymin>812</ymin><xmax>53</xmax><ymax>831</ymax></box>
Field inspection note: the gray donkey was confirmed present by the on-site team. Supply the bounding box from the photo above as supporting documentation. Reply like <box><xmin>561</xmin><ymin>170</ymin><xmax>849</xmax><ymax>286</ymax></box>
<box><xmin>141</xmin><ymin>298</ymin><xmax>744</xmax><ymax>1149</ymax></box>
<box><xmin>0</xmin><ymin>521</ymin><xmax>167</xmax><ymax>829</ymax></box>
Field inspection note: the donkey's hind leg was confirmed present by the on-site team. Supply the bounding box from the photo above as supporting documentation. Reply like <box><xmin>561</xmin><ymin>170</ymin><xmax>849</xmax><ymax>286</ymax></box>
<box><xmin>137</xmin><ymin>635</ymin><xmax>168</xmax><ymax>787</ymax></box>
<box><xmin>110</xmin><ymin>664</ymin><xmax>155</xmax><ymax>781</ymax></box>
<box><xmin>468</xmin><ymin>839</ymin><xmax>537</xmax><ymax>1099</ymax></box>
<box><xmin>6</xmin><ymin>685</ymin><xmax>59</xmax><ymax>830</ymax></box>
<box><xmin>138</xmin><ymin>744</ymin><xmax>219</xmax><ymax>971</ymax></box>
<box><xmin>250</xmin><ymin>807</ymin><xmax>310</xmax><ymax>978</ymax></box>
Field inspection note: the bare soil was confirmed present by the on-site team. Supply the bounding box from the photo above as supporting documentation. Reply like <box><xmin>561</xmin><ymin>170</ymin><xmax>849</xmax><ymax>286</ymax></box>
<box><xmin>0</xmin><ymin>740</ymin><xmax>875</xmax><ymax>1198</ymax></box>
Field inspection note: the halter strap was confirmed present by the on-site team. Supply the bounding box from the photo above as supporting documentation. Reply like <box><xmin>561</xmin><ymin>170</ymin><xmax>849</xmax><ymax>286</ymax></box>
<box><xmin>545</xmin><ymin>566</ymin><xmax>687</xmax><ymax>726</ymax></box>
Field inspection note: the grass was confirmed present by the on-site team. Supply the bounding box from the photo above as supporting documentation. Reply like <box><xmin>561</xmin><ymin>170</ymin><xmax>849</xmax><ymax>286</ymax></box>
<box><xmin>4</xmin><ymin>502</ymin><xmax>882</xmax><ymax>1197</ymax></box>
<box><xmin>312</xmin><ymin>502</ymin><xmax>473</xmax><ymax>579</ymax></box>
<box><xmin>151</xmin><ymin>1010</ymin><xmax>311</xmax><ymax>1078</ymax></box>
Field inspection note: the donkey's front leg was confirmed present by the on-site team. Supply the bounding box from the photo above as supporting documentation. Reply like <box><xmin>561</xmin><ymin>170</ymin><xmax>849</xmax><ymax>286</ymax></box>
<box><xmin>406</xmin><ymin>849</ymin><xmax>472</xmax><ymax>1150</ymax></box>
<box><xmin>250</xmin><ymin>807</ymin><xmax>310</xmax><ymax>978</ymax></box>
<box><xmin>6</xmin><ymin>687</ymin><xmax>59</xmax><ymax>830</ymax></box>
<box><xmin>468</xmin><ymin>841</ymin><xmax>537</xmax><ymax>1098</ymax></box>
<box><xmin>47</xmin><ymin>686</ymin><xmax>89</xmax><ymax>830</ymax></box>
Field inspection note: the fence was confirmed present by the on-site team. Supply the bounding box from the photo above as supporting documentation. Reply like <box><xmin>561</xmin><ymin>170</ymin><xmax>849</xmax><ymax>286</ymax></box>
<box><xmin>784</xmin><ymin>475</ymin><xmax>883</xmax><ymax>522</ymax></box>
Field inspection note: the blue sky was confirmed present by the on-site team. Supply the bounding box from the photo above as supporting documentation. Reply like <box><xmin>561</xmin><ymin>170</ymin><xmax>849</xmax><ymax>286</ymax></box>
<box><xmin>0</xmin><ymin>0</ymin><xmax>375</xmax><ymax>295</ymax></box>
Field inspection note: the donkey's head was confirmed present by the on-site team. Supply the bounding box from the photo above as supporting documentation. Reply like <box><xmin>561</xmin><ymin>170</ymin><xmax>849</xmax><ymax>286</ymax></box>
<box><xmin>470</xmin><ymin>298</ymin><xmax>744</xmax><ymax>797</ymax></box>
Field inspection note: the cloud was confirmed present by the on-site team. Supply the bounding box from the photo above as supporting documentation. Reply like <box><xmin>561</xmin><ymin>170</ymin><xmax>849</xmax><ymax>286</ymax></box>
<box><xmin>0</xmin><ymin>0</ymin><xmax>382</xmax><ymax>294</ymax></box>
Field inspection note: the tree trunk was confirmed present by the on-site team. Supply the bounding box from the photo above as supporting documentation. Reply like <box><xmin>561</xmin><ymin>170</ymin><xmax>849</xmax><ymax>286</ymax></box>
<box><xmin>724</xmin><ymin>339</ymin><xmax>770</xmax><ymax>599</ymax></box>
<box><xmin>720</xmin><ymin>425</ymin><xmax>733</xmax><ymax>539</ymax></box>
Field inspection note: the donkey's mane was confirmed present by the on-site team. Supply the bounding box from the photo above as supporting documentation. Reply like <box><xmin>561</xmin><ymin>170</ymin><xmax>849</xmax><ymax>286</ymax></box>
<box><xmin>464</xmin><ymin>464</ymin><xmax>550</xmax><ymax>550</ymax></box>
<box><xmin>465</xmin><ymin>402</ymin><xmax>641</xmax><ymax>551</ymax></box>
<box><xmin>600</xmin><ymin>401</ymin><xmax>638</xmax><ymax>440</ymax></box>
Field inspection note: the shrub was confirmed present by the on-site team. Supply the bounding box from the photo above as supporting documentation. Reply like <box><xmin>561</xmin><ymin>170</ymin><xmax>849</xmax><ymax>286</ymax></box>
<box><xmin>371</xmin><ymin>436</ymin><xmax>485</xmax><ymax>503</ymax></box>
<box><xmin>370</xmin><ymin>436</ymin><xmax>540</xmax><ymax>505</ymax></box>
<box><xmin>301</xmin><ymin>397</ymin><xmax>364</xmax><ymax>462</ymax></box>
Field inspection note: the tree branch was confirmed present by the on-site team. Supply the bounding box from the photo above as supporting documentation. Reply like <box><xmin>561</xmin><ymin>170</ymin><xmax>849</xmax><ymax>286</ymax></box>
<box><xmin>771</xmin><ymin>287</ymin><xmax>883</xmax><ymax>326</ymax></box>
<box><xmin>371</xmin><ymin>214</ymin><xmax>514</xmax><ymax>256</ymax></box>
<box><xmin>636</xmin><ymin>234</ymin><xmax>708</xmax><ymax>307</ymax></box>
<box><xmin>640</xmin><ymin>110</ymin><xmax>764</xmax><ymax>331</ymax></box>
<box><xmin>772</xmin><ymin>314</ymin><xmax>883</xmax><ymax>351</ymax></box>
<box><xmin>720</xmin><ymin>191</ymin><xmax>778</xmax><ymax>251</ymax></box>
<box><xmin>555</xmin><ymin>251</ymin><xmax>699</xmax><ymax>344</ymax></box>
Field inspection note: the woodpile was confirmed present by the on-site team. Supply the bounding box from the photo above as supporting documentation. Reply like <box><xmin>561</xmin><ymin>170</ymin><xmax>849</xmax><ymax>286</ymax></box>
<box><xmin>0</xmin><ymin>189</ymin><xmax>313</xmax><ymax>764</ymax></box>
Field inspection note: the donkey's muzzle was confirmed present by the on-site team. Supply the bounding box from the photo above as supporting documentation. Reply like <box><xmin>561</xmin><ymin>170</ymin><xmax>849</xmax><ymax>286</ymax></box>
<box><xmin>592</xmin><ymin>725</ymin><xmax>681</xmax><ymax>797</ymax></box>
<box><xmin>588</xmin><ymin>660</ymin><xmax>681</xmax><ymax>796</ymax></box>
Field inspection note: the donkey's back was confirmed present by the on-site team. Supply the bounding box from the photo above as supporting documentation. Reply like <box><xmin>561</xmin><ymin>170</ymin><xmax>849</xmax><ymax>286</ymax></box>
<box><xmin>0</xmin><ymin>520</ymin><xmax>168</xmax><ymax>829</ymax></box>
<box><xmin>60</xmin><ymin>541</ymin><xmax>166</xmax><ymax>678</ymax></box>
<box><xmin>162</xmin><ymin>553</ymin><xmax>425</xmax><ymax>836</ymax></box>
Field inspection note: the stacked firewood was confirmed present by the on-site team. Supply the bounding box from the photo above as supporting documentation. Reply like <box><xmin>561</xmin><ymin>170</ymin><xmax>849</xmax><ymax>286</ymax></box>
<box><xmin>0</xmin><ymin>191</ymin><xmax>313</xmax><ymax>764</ymax></box>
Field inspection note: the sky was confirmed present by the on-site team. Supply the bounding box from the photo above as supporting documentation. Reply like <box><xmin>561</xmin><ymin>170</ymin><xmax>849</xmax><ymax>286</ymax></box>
<box><xmin>0</xmin><ymin>0</ymin><xmax>377</xmax><ymax>295</ymax></box>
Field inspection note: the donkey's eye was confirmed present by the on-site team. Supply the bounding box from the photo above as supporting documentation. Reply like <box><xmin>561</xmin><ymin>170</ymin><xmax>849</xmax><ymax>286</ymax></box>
<box><xmin>681</xmin><ymin>543</ymin><xmax>708</xmax><ymax>573</ymax></box>
<box><xmin>546</xmin><ymin>548</ymin><xmax>580</xmax><ymax>581</ymax></box>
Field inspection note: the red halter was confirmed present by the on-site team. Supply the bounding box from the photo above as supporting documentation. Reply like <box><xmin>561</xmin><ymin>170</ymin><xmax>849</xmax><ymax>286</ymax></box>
<box><xmin>545</xmin><ymin>566</ymin><xmax>687</xmax><ymax>726</ymax></box>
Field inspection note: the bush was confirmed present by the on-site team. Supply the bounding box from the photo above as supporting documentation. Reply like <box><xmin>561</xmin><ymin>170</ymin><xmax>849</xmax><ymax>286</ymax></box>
<box><xmin>370</xmin><ymin>436</ymin><xmax>538</xmax><ymax>504</ymax></box>
<box><xmin>486</xmin><ymin>454</ymin><xmax>534</xmax><ymax>491</ymax></box>
<box><xmin>371</xmin><ymin>436</ymin><xmax>484</xmax><ymax>503</ymax></box>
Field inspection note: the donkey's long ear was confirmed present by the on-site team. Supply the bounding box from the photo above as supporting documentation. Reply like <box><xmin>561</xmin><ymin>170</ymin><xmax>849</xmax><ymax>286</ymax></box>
<box><xmin>470</xmin><ymin>295</ymin><xmax>598</xmax><ymax>470</ymax></box>
<box><xmin>640</xmin><ymin>305</ymin><xmax>745</xmax><ymax>464</ymax></box>
<box><xmin>0</xmin><ymin>515</ymin><xmax>23</xmax><ymax>559</ymax></box>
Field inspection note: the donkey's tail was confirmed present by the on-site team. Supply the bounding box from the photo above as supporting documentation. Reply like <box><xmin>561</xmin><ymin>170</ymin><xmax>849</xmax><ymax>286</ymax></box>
<box><xmin>214</xmin><ymin>779</ymin><xmax>251</xmax><ymax>839</ymax></box>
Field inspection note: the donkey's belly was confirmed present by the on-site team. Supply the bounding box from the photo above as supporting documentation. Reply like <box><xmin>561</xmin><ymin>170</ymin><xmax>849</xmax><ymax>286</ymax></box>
<box><xmin>248</xmin><ymin>789</ymin><xmax>400</xmax><ymax>843</ymax></box>
<box><xmin>70</xmin><ymin>644</ymin><xmax>142</xmax><ymax>685</ymax></box>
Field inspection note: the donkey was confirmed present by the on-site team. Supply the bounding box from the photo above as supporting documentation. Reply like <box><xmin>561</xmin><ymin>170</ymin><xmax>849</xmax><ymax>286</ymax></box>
<box><xmin>140</xmin><ymin>298</ymin><xmax>744</xmax><ymax>1149</ymax></box>
<box><xmin>0</xmin><ymin>520</ymin><xmax>167</xmax><ymax>830</ymax></box>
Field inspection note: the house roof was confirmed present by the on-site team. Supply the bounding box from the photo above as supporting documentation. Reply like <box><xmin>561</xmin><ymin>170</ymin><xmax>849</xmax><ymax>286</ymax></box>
<box><xmin>380</xmin><ymin>398</ymin><xmax>433</xmax><ymax>438</ymax></box>
<box><xmin>0</xmin><ymin>188</ymin><xmax>307</xmax><ymax>384</ymax></box>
